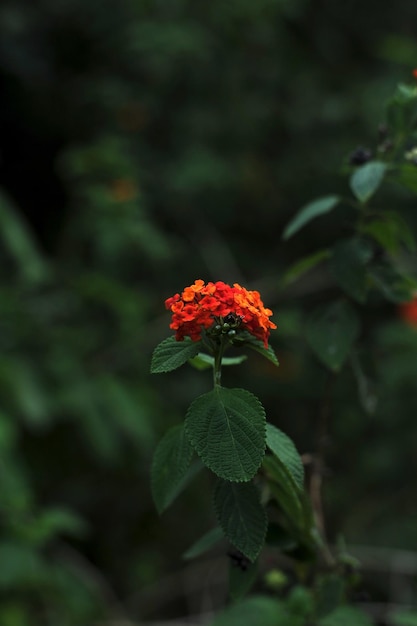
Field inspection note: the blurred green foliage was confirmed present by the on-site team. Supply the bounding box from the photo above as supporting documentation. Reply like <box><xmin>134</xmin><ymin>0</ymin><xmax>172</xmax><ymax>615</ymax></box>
<box><xmin>1</xmin><ymin>0</ymin><xmax>417</xmax><ymax>624</ymax></box>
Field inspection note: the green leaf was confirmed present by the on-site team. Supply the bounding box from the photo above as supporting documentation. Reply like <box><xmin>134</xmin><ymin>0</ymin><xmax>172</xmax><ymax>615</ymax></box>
<box><xmin>305</xmin><ymin>300</ymin><xmax>360</xmax><ymax>372</ymax></box>
<box><xmin>282</xmin><ymin>196</ymin><xmax>340</xmax><ymax>240</ymax></box>
<box><xmin>287</xmin><ymin>585</ymin><xmax>315</xmax><ymax>620</ymax></box>
<box><xmin>229</xmin><ymin>558</ymin><xmax>259</xmax><ymax>600</ymax></box>
<box><xmin>189</xmin><ymin>353</ymin><xmax>247</xmax><ymax>371</ymax></box>
<box><xmin>316</xmin><ymin>573</ymin><xmax>346</xmax><ymax>618</ymax></box>
<box><xmin>386</xmin><ymin>83</ymin><xmax>417</xmax><ymax>135</ymax></box>
<box><xmin>183</xmin><ymin>526</ymin><xmax>225</xmax><ymax>560</ymax></box>
<box><xmin>150</xmin><ymin>336</ymin><xmax>202</xmax><ymax>373</ymax></box>
<box><xmin>151</xmin><ymin>425</ymin><xmax>194</xmax><ymax>513</ymax></box>
<box><xmin>0</xmin><ymin>191</ymin><xmax>50</xmax><ymax>284</ymax></box>
<box><xmin>330</xmin><ymin>238</ymin><xmax>373</xmax><ymax>303</ymax></box>
<box><xmin>394</xmin><ymin>163</ymin><xmax>417</xmax><ymax>195</ymax></box>
<box><xmin>350</xmin><ymin>161</ymin><xmax>387</xmax><ymax>203</ymax></box>
<box><xmin>209</xmin><ymin>596</ymin><xmax>288</xmax><ymax>626</ymax></box>
<box><xmin>265</xmin><ymin>423</ymin><xmax>304</xmax><ymax>490</ymax></box>
<box><xmin>369</xmin><ymin>260</ymin><xmax>416</xmax><ymax>303</ymax></box>
<box><xmin>0</xmin><ymin>542</ymin><xmax>49</xmax><ymax>590</ymax></box>
<box><xmin>213</xmin><ymin>480</ymin><xmax>267</xmax><ymax>562</ymax></box>
<box><xmin>282</xmin><ymin>249</ymin><xmax>331</xmax><ymax>286</ymax></box>
<box><xmin>21</xmin><ymin>508</ymin><xmax>87</xmax><ymax>546</ymax></box>
<box><xmin>350</xmin><ymin>351</ymin><xmax>377</xmax><ymax>415</ymax></box>
<box><xmin>361</xmin><ymin>212</ymin><xmax>416</xmax><ymax>253</ymax></box>
<box><xmin>232</xmin><ymin>331</ymin><xmax>279</xmax><ymax>366</ymax></box>
<box><xmin>318</xmin><ymin>605</ymin><xmax>374</xmax><ymax>626</ymax></box>
<box><xmin>185</xmin><ymin>387</ymin><xmax>266</xmax><ymax>482</ymax></box>
<box><xmin>263</xmin><ymin>456</ymin><xmax>304</xmax><ymax>530</ymax></box>
<box><xmin>391</xmin><ymin>610</ymin><xmax>417</xmax><ymax>626</ymax></box>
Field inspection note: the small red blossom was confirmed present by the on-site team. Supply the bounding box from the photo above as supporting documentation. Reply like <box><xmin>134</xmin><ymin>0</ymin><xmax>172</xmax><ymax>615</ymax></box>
<box><xmin>165</xmin><ymin>280</ymin><xmax>277</xmax><ymax>347</ymax></box>
<box><xmin>398</xmin><ymin>296</ymin><xmax>417</xmax><ymax>327</ymax></box>
<box><xmin>413</xmin><ymin>69</ymin><xmax>417</xmax><ymax>79</ymax></box>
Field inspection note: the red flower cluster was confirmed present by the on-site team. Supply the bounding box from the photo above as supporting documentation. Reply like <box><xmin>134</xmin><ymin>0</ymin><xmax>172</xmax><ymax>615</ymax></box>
<box><xmin>165</xmin><ymin>280</ymin><xmax>277</xmax><ymax>347</ymax></box>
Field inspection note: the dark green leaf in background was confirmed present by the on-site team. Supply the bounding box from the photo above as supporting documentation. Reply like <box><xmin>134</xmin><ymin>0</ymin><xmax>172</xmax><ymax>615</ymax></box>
<box><xmin>350</xmin><ymin>351</ymin><xmax>378</xmax><ymax>415</ymax></box>
<box><xmin>330</xmin><ymin>237</ymin><xmax>373</xmax><ymax>303</ymax></box>
<box><xmin>318</xmin><ymin>605</ymin><xmax>374</xmax><ymax>626</ymax></box>
<box><xmin>183</xmin><ymin>526</ymin><xmax>225</xmax><ymax>560</ymax></box>
<box><xmin>394</xmin><ymin>163</ymin><xmax>417</xmax><ymax>195</ymax></box>
<box><xmin>0</xmin><ymin>191</ymin><xmax>50</xmax><ymax>285</ymax></box>
<box><xmin>350</xmin><ymin>161</ymin><xmax>387</xmax><ymax>203</ymax></box>
<box><xmin>369</xmin><ymin>260</ymin><xmax>417</xmax><ymax>303</ymax></box>
<box><xmin>229</xmin><ymin>558</ymin><xmax>259</xmax><ymax>600</ymax></box>
<box><xmin>185</xmin><ymin>387</ymin><xmax>266</xmax><ymax>482</ymax></box>
<box><xmin>283</xmin><ymin>249</ymin><xmax>331</xmax><ymax>286</ymax></box>
<box><xmin>360</xmin><ymin>212</ymin><xmax>416</xmax><ymax>254</ymax></box>
<box><xmin>209</xmin><ymin>595</ymin><xmax>288</xmax><ymax>626</ymax></box>
<box><xmin>305</xmin><ymin>300</ymin><xmax>360</xmax><ymax>371</ymax></box>
<box><xmin>213</xmin><ymin>480</ymin><xmax>267</xmax><ymax>562</ymax></box>
<box><xmin>390</xmin><ymin>610</ymin><xmax>417</xmax><ymax>626</ymax></box>
<box><xmin>282</xmin><ymin>196</ymin><xmax>340</xmax><ymax>240</ymax></box>
<box><xmin>386</xmin><ymin>83</ymin><xmax>417</xmax><ymax>135</ymax></box>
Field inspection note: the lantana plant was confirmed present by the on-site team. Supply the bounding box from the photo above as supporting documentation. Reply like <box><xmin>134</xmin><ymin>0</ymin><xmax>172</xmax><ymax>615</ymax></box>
<box><xmin>151</xmin><ymin>280</ymin><xmax>318</xmax><ymax>595</ymax></box>
<box><xmin>150</xmin><ymin>75</ymin><xmax>417</xmax><ymax>624</ymax></box>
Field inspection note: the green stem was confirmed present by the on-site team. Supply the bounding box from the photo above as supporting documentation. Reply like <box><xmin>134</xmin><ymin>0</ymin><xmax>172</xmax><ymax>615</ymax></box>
<box><xmin>213</xmin><ymin>336</ymin><xmax>227</xmax><ymax>387</ymax></box>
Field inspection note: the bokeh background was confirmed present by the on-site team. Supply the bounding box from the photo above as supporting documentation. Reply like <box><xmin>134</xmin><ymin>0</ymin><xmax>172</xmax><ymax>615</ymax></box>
<box><xmin>1</xmin><ymin>1</ymin><xmax>417</xmax><ymax>624</ymax></box>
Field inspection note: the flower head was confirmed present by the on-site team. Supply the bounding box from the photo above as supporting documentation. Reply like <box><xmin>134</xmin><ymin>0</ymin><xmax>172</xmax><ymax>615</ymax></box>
<box><xmin>165</xmin><ymin>280</ymin><xmax>277</xmax><ymax>347</ymax></box>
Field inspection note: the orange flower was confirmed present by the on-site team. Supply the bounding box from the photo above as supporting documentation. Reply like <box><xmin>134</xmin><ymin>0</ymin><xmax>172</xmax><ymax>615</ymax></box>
<box><xmin>398</xmin><ymin>296</ymin><xmax>417</xmax><ymax>327</ymax></box>
<box><xmin>165</xmin><ymin>280</ymin><xmax>277</xmax><ymax>347</ymax></box>
<box><xmin>413</xmin><ymin>69</ymin><xmax>417</xmax><ymax>79</ymax></box>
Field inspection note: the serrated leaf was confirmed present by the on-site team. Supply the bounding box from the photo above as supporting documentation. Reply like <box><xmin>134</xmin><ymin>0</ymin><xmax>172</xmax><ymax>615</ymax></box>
<box><xmin>330</xmin><ymin>238</ymin><xmax>373</xmax><ymax>303</ymax></box>
<box><xmin>151</xmin><ymin>425</ymin><xmax>194</xmax><ymax>513</ymax></box>
<box><xmin>305</xmin><ymin>300</ymin><xmax>360</xmax><ymax>372</ymax></box>
<box><xmin>265</xmin><ymin>423</ymin><xmax>304</xmax><ymax>490</ymax></box>
<box><xmin>214</xmin><ymin>480</ymin><xmax>267</xmax><ymax>562</ymax></box>
<box><xmin>209</xmin><ymin>595</ymin><xmax>288</xmax><ymax>626</ymax></box>
<box><xmin>350</xmin><ymin>161</ymin><xmax>387</xmax><ymax>203</ymax></box>
<box><xmin>232</xmin><ymin>331</ymin><xmax>279</xmax><ymax>366</ymax></box>
<box><xmin>150</xmin><ymin>336</ymin><xmax>202</xmax><ymax>373</ymax></box>
<box><xmin>185</xmin><ymin>387</ymin><xmax>266</xmax><ymax>482</ymax></box>
<box><xmin>361</xmin><ymin>212</ymin><xmax>416</xmax><ymax>253</ymax></box>
<box><xmin>183</xmin><ymin>526</ymin><xmax>224</xmax><ymax>560</ymax></box>
<box><xmin>282</xmin><ymin>196</ymin><xmax>340</xmax><ymax>240</ymax></box>
<box><xmin>369</xmin><ymin>260</ymin><xmax>416</xmax><ymax>303</ymax></box>
<box><xmin>283</xmin><ymin>249</ymin><xmax>331</xmax><ymax>286</ymax></box>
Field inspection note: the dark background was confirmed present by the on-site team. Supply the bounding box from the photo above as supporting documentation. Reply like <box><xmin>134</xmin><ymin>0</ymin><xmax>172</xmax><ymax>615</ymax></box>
<box><xmin>1</xmin><ymin>1</ymin><xmax>417</xmax><ymax>624</ymax></box>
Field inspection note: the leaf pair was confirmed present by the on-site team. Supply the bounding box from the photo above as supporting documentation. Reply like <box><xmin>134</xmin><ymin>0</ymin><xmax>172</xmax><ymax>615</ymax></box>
<box><xmin>151</xmin><ymin>333</ymin><xmax>279</xmax><ymax>375</ymax></box>
<box><xmin>152</xmin><ymin>420</ymin><xmax>307</xmax><ymax>564</ymax></box>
